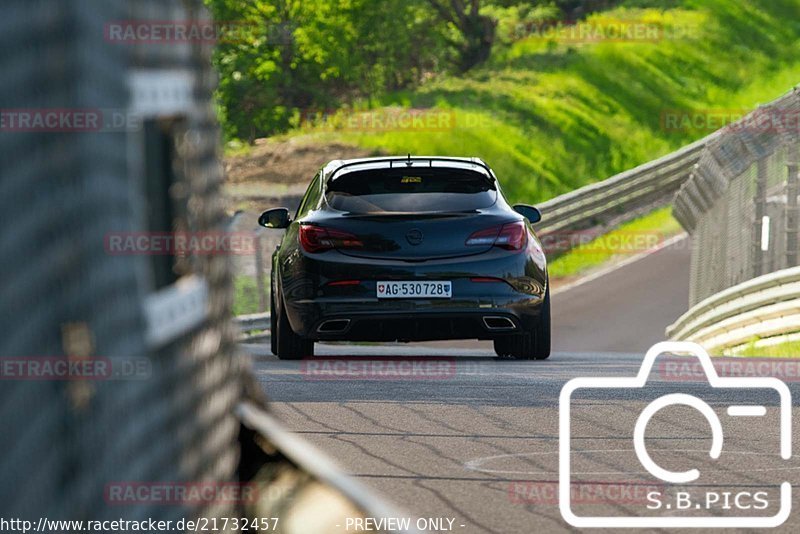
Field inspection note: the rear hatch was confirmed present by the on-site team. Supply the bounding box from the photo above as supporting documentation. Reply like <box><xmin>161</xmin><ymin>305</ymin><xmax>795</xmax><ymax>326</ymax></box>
<box><xmin>320</xmin><ymin>166</ymin><xmax>510</xmax><ymax>261</ymax></box>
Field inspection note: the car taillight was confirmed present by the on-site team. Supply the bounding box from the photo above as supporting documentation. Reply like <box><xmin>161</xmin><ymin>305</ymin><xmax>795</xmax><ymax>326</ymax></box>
<box><xmin>465</xmin><ymin>226</ymin><xmax>501</xmax><ymax>247</ymax></box>
<box><xmin>327</xmin><ymin>279</ymin><xmax>361</xmax><ymax>287</ymax></box>
<box><xmin>299</xmin><ymin>225</ymin><xmax>363</xmax><ymax>253</ymax></box>
<box><xmin>465</xmin><ymin>221</ymin><xmax>527</xmax><ymax>251</ymax></box>
<box><xmin>495</xmin><ymin>221</ymin><xmax>527</xmax><ymax>250</ymax></box>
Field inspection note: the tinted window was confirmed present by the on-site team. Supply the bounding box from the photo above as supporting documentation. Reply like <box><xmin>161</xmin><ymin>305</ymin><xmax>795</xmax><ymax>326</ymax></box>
<box><xmin>295</xmin><ymin>173</ymin><xmax>322</xmax><ymax>218</ymax></box>
<box><xmin>325</xmin><ymin>168</ymin><xmax>497</xmax><ymax>213</ymax></box>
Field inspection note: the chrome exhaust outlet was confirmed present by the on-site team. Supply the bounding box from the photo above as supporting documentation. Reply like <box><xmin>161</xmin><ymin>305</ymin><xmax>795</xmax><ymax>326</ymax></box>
<box><xmin>317</xmin><ymin>319</ymin><xmax>351</xmax><ymax>333</ymax></box>
<box><xmin>482</xmin><ymin>316</ymin><xmax>516</xmax><ymax>331</ymax></box>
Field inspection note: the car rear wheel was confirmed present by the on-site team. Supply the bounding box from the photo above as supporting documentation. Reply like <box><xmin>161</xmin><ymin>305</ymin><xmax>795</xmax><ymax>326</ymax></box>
<box><xmin>493</xmin><ymin>287</ymin><xmax>550</xmax><ymax>360</ymax></box>
<box><xmin>276</xmin><ymin>296</ymin><xmax>314</xmax><ymax>360</ymax></box>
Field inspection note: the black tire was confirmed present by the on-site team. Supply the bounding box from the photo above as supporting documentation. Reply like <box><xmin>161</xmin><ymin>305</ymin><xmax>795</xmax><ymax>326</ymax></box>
<box><xmin>492</xmin><ymin>336</ymin><xmax>515</xmax><ymax>358</ymax></box>
<box><xmin>493</xmin><ymin>286</ymin><xmax>551</xmax><ymax>360</ymax></box>
<box><xmin>276</xmin><ymin>296</ymin><xmax>314</xmax><ymax>360</ymax></box>
<box><xmin>269</xmin><ymin>289</ymin><xmax>277</xmax><ymax>356</ymax></box>
<box><xmin>532</xmin><ymin>285</ymin><xmax>551</xmax><ymax>360</ymax></box>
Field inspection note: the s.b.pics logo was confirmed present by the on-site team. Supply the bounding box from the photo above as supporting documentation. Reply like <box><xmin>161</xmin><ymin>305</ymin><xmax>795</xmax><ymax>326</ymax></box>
<box><xmin>559</xmin><ymin>342</ymin><xmax>792</xmax><ymax>528</ymax></box>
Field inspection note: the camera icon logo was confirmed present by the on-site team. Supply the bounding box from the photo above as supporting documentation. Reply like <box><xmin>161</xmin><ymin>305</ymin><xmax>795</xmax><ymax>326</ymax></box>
<box><xmin>559</xmin><ymin>341</ymin><xmax>792</xmax><ymax>528</ymax></box>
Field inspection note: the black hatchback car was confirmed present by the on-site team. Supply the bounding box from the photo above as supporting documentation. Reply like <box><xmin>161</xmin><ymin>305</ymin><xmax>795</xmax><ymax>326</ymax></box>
<box><xmin>259</xmin><ymin>156</ymin><xmax>550</xmax><ymax>360</ymax></box>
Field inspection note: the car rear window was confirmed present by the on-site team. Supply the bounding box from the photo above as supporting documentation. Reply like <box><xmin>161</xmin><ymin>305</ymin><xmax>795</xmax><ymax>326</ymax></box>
<box><xmin>325</xmin><ymin>168</ymin><xmax>497</xmax><ymax>213</ymax></box>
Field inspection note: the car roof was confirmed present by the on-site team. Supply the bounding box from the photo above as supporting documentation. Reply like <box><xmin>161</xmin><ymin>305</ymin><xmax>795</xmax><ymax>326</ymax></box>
<box><xmin>321</xmin><ymin>156</ymin><xmax>495</xmax><ymax>182</ymax></box>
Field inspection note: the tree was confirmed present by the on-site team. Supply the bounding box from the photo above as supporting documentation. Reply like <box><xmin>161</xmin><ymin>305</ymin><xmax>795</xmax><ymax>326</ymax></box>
<box><xmin>206</xmin><ymin>0</ymin><xmax>452</xmax><ymax>141</ymax></box>
<box><xmin>426</xmin><ymin>0</ymin><xmax>497</xmax><ymax>72</ymax></box>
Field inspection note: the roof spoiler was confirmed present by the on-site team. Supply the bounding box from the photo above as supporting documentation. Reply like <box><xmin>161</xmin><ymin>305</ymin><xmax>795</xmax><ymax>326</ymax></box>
<box><xmin>327</xmin><ymin>157</ymin><xmax>495</xmax><ymax>182</ymax></box>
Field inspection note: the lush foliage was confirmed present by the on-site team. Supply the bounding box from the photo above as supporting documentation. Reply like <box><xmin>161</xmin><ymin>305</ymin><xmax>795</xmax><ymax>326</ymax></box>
<box><xmin>205</xmin><ymin>0</ymin><xmax>646</xmax><ymax>141</ymax></box>
<box><xmin>205</xmin><ymin>0</ymin><xmax>495</xmax><ymax>141</ymax></box>
<box><xmin>734</xmin><ymin>340</ymin><xmax>800</xmax><ymax>358</ymax></box>
<box><xmin>294</xmin><ymin>0</ymin><xmax>800</xmax><ymax>203</ymax></box>
<box><xmin>232</xmin><ymin>275</ymin><xmax>261</xmax><ymax>316</ymax></box>
<box><xmin>210</xmin><ymin>0</ymin><xmax>800</xmax><ymax>205</ymax></box>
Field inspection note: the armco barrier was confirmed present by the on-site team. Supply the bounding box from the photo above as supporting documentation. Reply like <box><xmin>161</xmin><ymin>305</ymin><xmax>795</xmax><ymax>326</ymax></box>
<box><xmin>236</xmin><ymin>312</ymin><xmax>270</xmax><ymax>333</ymax></box>
<box><xmin>236</xmin><ymin>312</ymin><xmax>270</xmax><ymax>341</ymax></box>
<box><xmin>667</xmin><ymin>266</ymin><xmax>800</xmax><ymax>353</ymax></box>
<box><xmin>536</xmin><ymin>135</ymin><xmax>713</xmax><ymax>234</ymax></box>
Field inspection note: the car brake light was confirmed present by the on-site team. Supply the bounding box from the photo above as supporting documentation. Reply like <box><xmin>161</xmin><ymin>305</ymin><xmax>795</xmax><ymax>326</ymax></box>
<box><xmin>495</xmin><ymin>221</ymin><xmax>527</xmax><ymax>250</ymax></box>
<box><xmin>465</xmin><ymin>221</ymin><xmax>527</xmax><ymax>251</ymax></box>
<box><xmin>328</xmin><ymin>279</ymin><xmax>361</xmax><ymax>286</ymax></box>
<box><xmin>299</xmin><ymin>225</ymin><xmax>363</xmax><ymax>253</ymax></box>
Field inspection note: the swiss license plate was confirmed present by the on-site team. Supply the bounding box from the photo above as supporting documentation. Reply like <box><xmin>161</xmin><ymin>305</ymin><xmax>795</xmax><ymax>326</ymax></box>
<box><xmin>376</xmin><ymin>281</ymin><xmax>452</xmax><ymax>299</ymax></box>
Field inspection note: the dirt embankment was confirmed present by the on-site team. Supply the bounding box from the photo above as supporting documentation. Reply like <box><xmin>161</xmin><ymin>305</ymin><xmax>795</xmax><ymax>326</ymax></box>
<box><xmin>224</xmin><ymin>138</ymin><xmax>378</xmax><ymax>204</ymax></box>
<box><xmin>225</xmin><ymin>138</ymin><xmax>380</xmax><ymax>275</ymax></box>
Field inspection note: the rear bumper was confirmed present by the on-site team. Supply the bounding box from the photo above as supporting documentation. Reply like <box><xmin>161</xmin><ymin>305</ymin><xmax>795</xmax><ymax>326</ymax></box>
<box><xmin>285</xmin><ymin>287</ymin><xmax>545</xmax><ymax>341</ymax></box>
<box><xmin>277</xmin><ymin>246</ymin><xmax>547</xmax><ymax>341</ymax></box>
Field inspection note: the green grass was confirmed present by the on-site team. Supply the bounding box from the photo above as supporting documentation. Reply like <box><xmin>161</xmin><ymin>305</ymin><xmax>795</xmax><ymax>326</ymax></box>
<box><xmin>233</xmin><ymin>275</ymin><xmax>265</xmax><ymax>316</ymax></box>
<box><xmin>281</xmin><ymin>0</ymin><xmax>800</xmax><ymax>204</ymax></box>
<box><xmin>548</xmin><ymin>207</ymin><xmax>683</xmax><ymax>279</ymax></box>
<box><xmin>733</xmin><ymin>339</ymin><xmax>800</xmax><ymax>358</ymax></box>
<box><xmin>224</xmin><ymin>138</ymin><xmax>254</xmax><ymax>158</ymax></box>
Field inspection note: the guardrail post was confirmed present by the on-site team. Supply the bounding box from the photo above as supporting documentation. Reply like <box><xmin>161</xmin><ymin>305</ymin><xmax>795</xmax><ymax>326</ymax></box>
<box><xmin>254</xmin><ymin>231</ymin><xmax>268</xmax><ymax>313</ymax></box>
<box><xmin>787</xmin><ymin>144</ymin><xmax>799</xmax><ymax>267</ymax></box>
<box><xmin>753</xmin><ymin>159</ymin><xmax>768</xmax><ymax>278</ymax></box>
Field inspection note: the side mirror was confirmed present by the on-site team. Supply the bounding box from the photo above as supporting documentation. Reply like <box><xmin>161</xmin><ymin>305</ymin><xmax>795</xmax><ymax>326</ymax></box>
<box><xmin>258</xmin><ymin>208</ymin><xmax>292</xmax><ymax>229</ymax></box>
<box><xmin>513</xmin><ymin>204</ymin><xmax>542</xmax><ymax>224</ymax></box>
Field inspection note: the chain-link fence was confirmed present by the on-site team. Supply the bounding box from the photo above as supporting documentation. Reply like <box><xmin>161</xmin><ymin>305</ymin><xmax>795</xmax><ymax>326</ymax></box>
<box><xmin>0</xmin><ymin>0</ymin><xmax>244</xmax><ymax>528</ymax></box>
<box><xmin>673</xmin><ymin>89</ymin><xmax>800</xmax><ymax>307</ymax></box>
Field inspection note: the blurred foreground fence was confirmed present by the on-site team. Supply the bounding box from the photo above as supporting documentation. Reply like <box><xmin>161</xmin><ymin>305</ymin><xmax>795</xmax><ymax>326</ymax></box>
<box><xmin>668</xmin><ymin>87</ymin><xmax>800</xmax><ymax>352</ymax></box>
<box><xmin>1</xmin><ymin>0</ymin><xmax>243</xmax><ymax>526</ymax></box>
<box><xmin>0</xmin><ymin>0</ymin><xmax>409</xmax><ymax>531</ymax></box>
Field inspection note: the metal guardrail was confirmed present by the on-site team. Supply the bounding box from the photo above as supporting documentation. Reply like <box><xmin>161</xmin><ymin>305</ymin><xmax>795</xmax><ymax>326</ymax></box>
<box><xmin>536</xmin><ymin>135</ymin><xmax>715</xmax><ymax>234</ymax></box>
<box><xmin>237</xmin><ymin>312</ymin><xmax>270</xmax><ymax>341</ymax></box>
<box><xmin>237</xmin><ymin>312</ymin><xmax>270</xmax><ymax>332</ymax></box>
<box><xmin>666</xmin><ymin>266</ymin><xmax>800</xmax><ymax>352</ymax></box>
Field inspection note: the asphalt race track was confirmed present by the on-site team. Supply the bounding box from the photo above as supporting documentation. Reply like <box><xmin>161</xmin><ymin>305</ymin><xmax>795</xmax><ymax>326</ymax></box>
<box><xmin>244</xmin><ymin>239</ymin><xmax>800</xmax><ymax>533</ymax></box>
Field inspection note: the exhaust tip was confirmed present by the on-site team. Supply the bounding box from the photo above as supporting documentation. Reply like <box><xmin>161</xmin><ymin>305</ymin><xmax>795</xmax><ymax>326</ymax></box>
<box><xmin>482</xmin><ymin>316</ymin><xmax>516</xmax><ymax>331</ymax></box>
<box><xmin>317</xmin><ymin>319</ymin><xmax>351</xmax><ymax>333</ymax></box>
